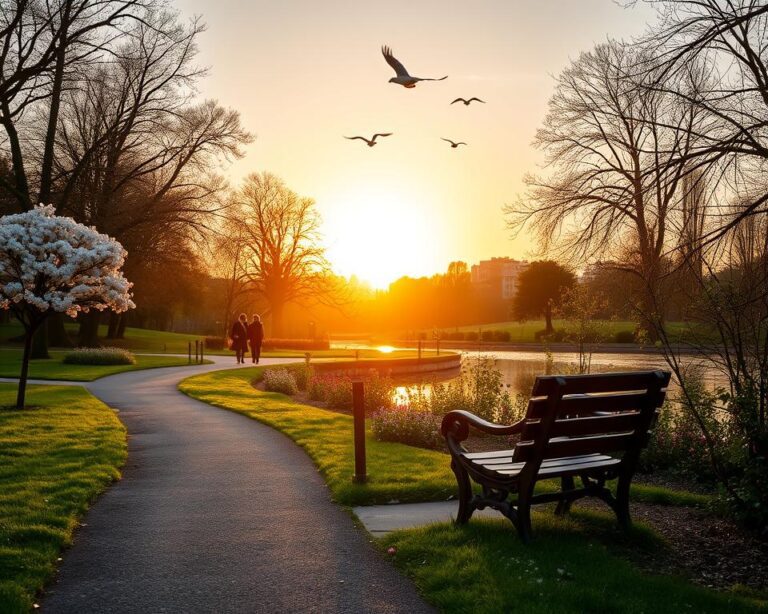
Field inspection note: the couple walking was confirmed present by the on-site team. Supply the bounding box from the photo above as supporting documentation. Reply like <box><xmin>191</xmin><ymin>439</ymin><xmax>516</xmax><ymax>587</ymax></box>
<box><xmin>230</xmin><ymin>313</ymin><xmax>264</xmax><ymax>364</ymax></box>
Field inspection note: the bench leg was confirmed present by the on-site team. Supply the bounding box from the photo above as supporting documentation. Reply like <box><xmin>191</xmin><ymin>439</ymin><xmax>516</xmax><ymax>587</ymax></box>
<box><xmin>451</xmin><ymin>459</ymin><xmax>474</xmax><ymax>524</ymax></box>
<box><xmin>516</xmin><ymin>492</ymin><xmax>533</xmax><ymax>544</ymax></box>
<box><xmin>614</xmin><ymin>472</ymin><xmax>632</xmax><ymax>529</ymax></box>
<box><xmin>554</xmin><ymin>475</ymin><xmax>575</xmax><ymax>516</ymax></box>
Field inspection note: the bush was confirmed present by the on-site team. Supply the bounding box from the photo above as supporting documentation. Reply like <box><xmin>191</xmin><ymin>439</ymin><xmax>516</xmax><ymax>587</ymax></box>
<box><xmin>493</xmin><ymin>330</ymin><xmax>511</xmax><ymax>342</ymax></box>
<box><xmin>614</xmin><ymin>330</ymin><xmax>635</xmax><ymax>344</ymax></box>
<box><xmin>464</xmin><ymin>331</ymin><xmax>478</xmax><ymax>341</ymax></box>
<box><xmin>262</xmin><ymin>369</ymin><xmax>298</xmax><ymax>395</ymax></box>
<box><xmin>481</xmin><ymin>330</ymin><xmax>494</xmax><ymax>342</ymax></box>
<box><xmin>204</xmin><ymin>336</ymin><xmax>226</xmax><ymax>350</ymax></box>
<box><xmin>308</xmin><ymin>373</ymin><xmax>353</xmax><ymax>409</ymax></box>
<box><xmin>444</xmin><ymin>331</ymin><xmax>464</xmax><ymax>341</ymax></box>
<box><xmin>63</xmin><ymin>347</ymin><xmax>135</xmax><ymax>365</ymax></box>
<box><xmin>261</xmin><ymin>338</ymin><xmax>330</xmax><ymax>351</ymax></box>
<box><xmin>372</xmin><ymin>406</ymin><xmax>443</xmax><ymax>450</ymax></box>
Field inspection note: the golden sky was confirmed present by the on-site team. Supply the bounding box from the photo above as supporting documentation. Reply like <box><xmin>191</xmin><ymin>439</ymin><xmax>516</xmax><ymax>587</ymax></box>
<box><xmin>177</xmin><ymin>0</ymin><xmax>656</xmax><ymax>288</ymax></box>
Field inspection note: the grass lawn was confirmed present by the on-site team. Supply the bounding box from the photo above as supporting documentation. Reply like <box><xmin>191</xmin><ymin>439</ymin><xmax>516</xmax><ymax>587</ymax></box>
<box><xmin>0</xmin><ymin>349</ymin><xmax>208</xmax><ymax>381</ymax></box>
<box><xmin>380</xmin><ymin>514</ymin><xmax>766</xmax><ymax>613</ymax></box>
<box><xmin>178</xmin><ymin>366</ymin><xmax>712</xmax><ymax>509</ymax></box>
<box><xmin>0</xmin><ymin>384</ymin><xmax>126</xmax><ymax>613</ymax></box>
<box><xmin>447</xmin><ymin>320</ymin><xmax>709</xmax><ymax>344</ymax></box>
<box><xmin>0</xmin><ymin>321</ymin><xmax>440</xmax><ymax>359</ymax></box>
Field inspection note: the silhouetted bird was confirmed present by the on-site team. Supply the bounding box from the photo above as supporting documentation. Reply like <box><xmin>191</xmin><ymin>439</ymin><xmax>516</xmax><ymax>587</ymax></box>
<box><xmin>441</xmin><ymin>138</ymin><xmax>467</xmax><ymax>148</ymax></box>
<box><xmin>382</xmin><ymin>46</ymin><xmax>447</xmax><ymax>88</ymax></box>
<box><xmin>344</xmin><ymin>133</ymin><xmax>393</xmax><ymax>147</ymax></box>
<box><xmin>451</xmin><ymin>97</ymin><xmax>485</xmax><ymax>106</ymax></box>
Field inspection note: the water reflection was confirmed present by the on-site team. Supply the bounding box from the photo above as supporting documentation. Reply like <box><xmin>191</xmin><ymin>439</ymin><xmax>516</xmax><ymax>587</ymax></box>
<box><xmin>332</xmin><ymin>343</ymin><xmax>727</xmax><ymax>400</ymax></box>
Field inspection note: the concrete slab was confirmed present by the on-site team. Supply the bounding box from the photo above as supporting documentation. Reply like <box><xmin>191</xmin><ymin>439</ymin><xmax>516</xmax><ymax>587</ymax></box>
<box><xmin>354</xmin><ymin>500</ymin><xmax>499</xmax><ymax>535</ymax></box>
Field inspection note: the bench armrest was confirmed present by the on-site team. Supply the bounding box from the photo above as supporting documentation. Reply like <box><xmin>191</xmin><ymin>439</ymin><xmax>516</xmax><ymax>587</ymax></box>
<box><xmin>440</xmin><ymin>409</ymin><xmax>524</xmax><ymax>443</ymax></box>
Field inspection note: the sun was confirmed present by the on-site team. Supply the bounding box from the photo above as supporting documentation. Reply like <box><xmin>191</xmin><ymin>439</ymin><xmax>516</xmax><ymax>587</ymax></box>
<box><xmin>323</xmin><ymin>183</ymin><xmax>443</xmax><ymax>289</ymax></box>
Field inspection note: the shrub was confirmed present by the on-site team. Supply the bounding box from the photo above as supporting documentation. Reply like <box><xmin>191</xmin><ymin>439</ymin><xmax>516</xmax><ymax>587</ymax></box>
<box><xmin>308</xmin><ymin>373</ymin><xmax>353</xmax><ymax>409</ymax></box>
<box><xmin>493</xmin><ymin>330</ymin><xmax>511</xmax><ymax>342</ymax></box>
<box><xmin>261</xmin><ymin>338</ymin><xmax>330</xmax><ymax>351</ymax></box>
<box><xmin>63</xmin><ymin>347</ymin><xmax>136</xmax><ymax>365</ymax></box>
<box><xmin>262</xmin><ymin>369</ymin><xmax>298</xmax><ymax>395</ymax></box>
<box><xmin>464</xmin><ymin>331</ymin><xmax>478</xmax><ymax>341</ymax></box>
<box><xmin>372</xmin><ymin>406</ymin><xmax>443</xmax><ymax>450</ymax></box>
<box><xmin>204</xmin><ymin>336</ymin><xmax>226</xmax><ymax>350</ymax></box>
<box><xmin>481</xmin><ymin>330</ymin><xmax>495</xmax><ymax>342</ymax></box>
<box><xmin>614</xmin><ymin>330</ymin><xmax>635</xmax><ymax>344</ymax></box>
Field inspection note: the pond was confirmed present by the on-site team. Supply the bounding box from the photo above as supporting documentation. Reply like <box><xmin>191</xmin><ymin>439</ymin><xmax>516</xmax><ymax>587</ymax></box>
<box><xmin>331</xmin><ymin>342</ymin><xmax>727</xmax><ymax>399</ymax></box>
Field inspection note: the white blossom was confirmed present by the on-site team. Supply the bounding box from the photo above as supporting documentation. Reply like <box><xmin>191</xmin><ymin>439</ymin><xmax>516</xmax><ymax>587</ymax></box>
<box><xmin>0</xmin><ymin>205</ymin><xmax>135</xmax><ymax>319</ymax></box>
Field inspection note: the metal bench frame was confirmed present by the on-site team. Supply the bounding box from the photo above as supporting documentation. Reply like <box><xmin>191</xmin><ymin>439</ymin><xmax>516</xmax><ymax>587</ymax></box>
<box><xmin>440</xmin><ymin>370</ymin><xmax>671</xmax><ymax>542</ymax></box>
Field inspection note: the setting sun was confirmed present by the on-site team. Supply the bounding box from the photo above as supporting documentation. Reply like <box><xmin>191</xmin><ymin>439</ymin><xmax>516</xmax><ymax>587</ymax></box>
<box><xmin>324</xmin><ymin>182</ymin><xmax>446</xmax><ymax>288</ymax></box>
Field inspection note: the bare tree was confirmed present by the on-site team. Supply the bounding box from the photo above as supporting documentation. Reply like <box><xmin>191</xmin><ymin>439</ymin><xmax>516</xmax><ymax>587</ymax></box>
<box><xmin>639</xmin><ymin>0</ymin><xmax>768</xmax><ymax>243</ymax></box>
<box><xmin>230</xmin><ymin>172</ymin><xmax>333</xmax><ymax>338</ymax></box>
<box><xmin>506</xmin><ymin>41</ymin><xmax>706</xmax><ymax>337</ymax></box>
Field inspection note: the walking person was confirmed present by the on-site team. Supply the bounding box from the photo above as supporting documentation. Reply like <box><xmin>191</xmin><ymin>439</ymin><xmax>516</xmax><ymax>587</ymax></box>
<box><xmin>248</xmin><ymin>314</ymin><xmax>264</xmax><ymax>364</ymax></box>
<box><xmin>230</xmin><ymin>313</ymin><xmax>249</xmax><ymax>364</ymax></box>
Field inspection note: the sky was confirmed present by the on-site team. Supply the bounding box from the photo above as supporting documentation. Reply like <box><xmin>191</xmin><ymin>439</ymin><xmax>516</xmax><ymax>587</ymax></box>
<box><xmin>176</xmin><ymin>0</ymin><xmax>658</xmax><ymax>288</ymax></box>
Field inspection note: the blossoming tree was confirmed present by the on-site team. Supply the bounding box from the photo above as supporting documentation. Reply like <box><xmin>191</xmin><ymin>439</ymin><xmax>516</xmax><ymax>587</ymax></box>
<box><xmin>0</xmin><ymin>206</ymin><xmax>134</xmax><ymax>408</ymax></box>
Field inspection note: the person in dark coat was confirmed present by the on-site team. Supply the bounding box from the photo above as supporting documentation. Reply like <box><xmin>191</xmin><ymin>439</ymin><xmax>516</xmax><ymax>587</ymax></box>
<box><xmin>247</xmin><ymin>314</ymin><xmax>264</xmax><ymax>364</ymax></box>
<box><xmin>230</xmin><ymin>313</ymin><xmax>249</xmax><ymax>364</ymax></box>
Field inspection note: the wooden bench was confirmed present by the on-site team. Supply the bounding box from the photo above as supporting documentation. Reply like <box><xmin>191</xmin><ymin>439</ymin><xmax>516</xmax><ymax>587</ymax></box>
<box><xmin>440</xmin><ymin>370</ymin><xmax>671</xmax><ymax>542</ymax></box>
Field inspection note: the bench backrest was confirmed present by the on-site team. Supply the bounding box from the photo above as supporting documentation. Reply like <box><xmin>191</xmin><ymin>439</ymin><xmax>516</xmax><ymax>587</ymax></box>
<box><xmin>512</xmin><ymin>370</ymin><xmax>671</xmax><ymax>464</ymax></box>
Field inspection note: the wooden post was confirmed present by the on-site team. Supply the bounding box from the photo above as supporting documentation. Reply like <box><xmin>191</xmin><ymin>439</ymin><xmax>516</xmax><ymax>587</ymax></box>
<box><xmin>352</xmin><ymin>381</ymin><xmax>366</xmax><ymax>483</ymax></box>
<box><xmin>200</xmin><ymin>339</ymin><xmax>204</xmax><ymax>363</ymax></box>
<box><xmin>437</xmin><ymin>338</ymin><xmax>440</xmax><ymax>355</ymax></box>
<box><xmin>188</xmin><ymin>341</ymin><xmax>192</xmax><ymax>364</ymax></box>
<box><xmin>195</xmin><ymin>340</ymin><xmax>199</xmax><ymax>363</ymax></box>
<box><xmin>418</xmin><ymin>340</ymin><xmax>422</xmax><ymax>361</ymax></box>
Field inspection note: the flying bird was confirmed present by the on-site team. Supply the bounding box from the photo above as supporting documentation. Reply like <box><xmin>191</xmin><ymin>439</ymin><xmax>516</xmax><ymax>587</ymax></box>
<box><xmin>382</xmin><ymin>46</ymin><xmax>447</xmax><ymax>88</ymax></box>
<box><xmin>441</xmin><ymin>138</ymin><xmax>467</xmax><ymax>148</ymax></box>
<box><xmin>344</xmin><ymin>133</ymin><xmax>393</xmax><ymax>147</ymax></box>
<box><xmin>451</xmin><ymin>97</ymin><xmax>485</xmax><ymax>106</ymax></box>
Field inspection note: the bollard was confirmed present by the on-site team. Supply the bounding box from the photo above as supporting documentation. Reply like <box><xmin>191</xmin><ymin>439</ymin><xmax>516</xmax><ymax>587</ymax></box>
<box><xmin>418</xmin><ymin>339</ymin><xmax>422</xmax><ymax>361</ymax></box>
<box><xmin>352</xmin><ymin>381</ymin><xmax>366</xmax><ymax>483</ymax></box>
<box><xmin>437</xmin><ymin>338</ymin><xmax>440</xmax><ymax>355</ymax></box>
<box><xmin>200</xmin><ymin>339</ymin><xmax>204</xmax><ymax>363</ymax></box>
<box><xmin>195</xmin><ymin>340</ymin><xmax>199</xmax><ymax>363</ymax></box>
<box><xmin>188</xmin><ymin>341</ymin><xmax>192</xmax><ymax>364</ymax></box>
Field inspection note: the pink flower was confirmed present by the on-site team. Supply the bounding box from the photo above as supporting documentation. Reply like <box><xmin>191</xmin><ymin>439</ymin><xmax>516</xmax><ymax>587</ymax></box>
<box><xmin>387</xmin><ymin>547</ymin><xmax>397</xmax><ymax>555</ymax></box>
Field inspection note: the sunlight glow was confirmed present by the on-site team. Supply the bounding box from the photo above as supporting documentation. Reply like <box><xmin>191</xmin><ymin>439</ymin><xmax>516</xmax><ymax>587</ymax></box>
<box><xmin>377</xmin><ymin>345</ymin><xmax>396</xmax><ymax>353</ymax></box>
<box><xmin>323</xmin><ymin>181</ymin><xmax>445</xmax><ymax>288</ymax></box>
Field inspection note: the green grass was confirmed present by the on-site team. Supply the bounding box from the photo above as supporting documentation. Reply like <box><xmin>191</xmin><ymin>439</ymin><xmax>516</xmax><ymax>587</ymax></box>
<box><xmin>380</xmin><ymin>514</ymin><xmax>766</xmax><ymax>613</ymax></box>
<box><xmin>0</xmin><ymin>349</ymin><xmax>208</xmax><ymax>381</ymax></box>
<box><xmin>0</xmin><ymin>321</ymin><xmax>444</xmax><ymax>359</ymax></box>
<box><xmin>178</xmin><ymin>366</ymin><xmax>712</xmax><ymax>509</ymax></box>
<box><xmin>447</xmin><ymin>319</ymin><xmax>710</xmax><ymax>344</ymax></box>
<box><xmin>179</xmin><ymin>366</ymin><xmax>457</xmax><ymax>506</ymax></box>
<box><xmin>0</xmin><ymin>384</ymin><xmax>126</xmax><ymax>613</ymax></box>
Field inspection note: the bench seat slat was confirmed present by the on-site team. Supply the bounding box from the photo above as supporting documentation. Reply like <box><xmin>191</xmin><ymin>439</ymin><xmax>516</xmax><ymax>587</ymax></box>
<box><xmin>471</xmin><ymin>454</ymin><xmax>621</xmax><ymax>479</ymax></box>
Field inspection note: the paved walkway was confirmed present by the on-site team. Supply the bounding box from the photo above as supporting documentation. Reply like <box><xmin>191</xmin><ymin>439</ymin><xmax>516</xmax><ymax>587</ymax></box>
<box><xmin>16</xmin><ymin>357</ymin><xmax>432</xmax><ymax>613</ymax></box>
<box><xmin>354</xmin><ymin>501</ymin><xmax>498</xmax><ymax>535</ymax></box>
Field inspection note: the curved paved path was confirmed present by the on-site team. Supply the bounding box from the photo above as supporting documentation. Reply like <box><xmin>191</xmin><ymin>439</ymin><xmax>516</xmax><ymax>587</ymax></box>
<box><xmin>27</xmin><ymin>357</ymin><xmax>432</xmax><ymax>613</ymax></box>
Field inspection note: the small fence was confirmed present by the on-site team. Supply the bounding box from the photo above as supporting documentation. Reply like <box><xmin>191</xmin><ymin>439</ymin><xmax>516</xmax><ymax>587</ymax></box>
<box><xmin>188</xmin><ymin>340</ymin><xmax>205</xmax><ymax>364</ymax></box>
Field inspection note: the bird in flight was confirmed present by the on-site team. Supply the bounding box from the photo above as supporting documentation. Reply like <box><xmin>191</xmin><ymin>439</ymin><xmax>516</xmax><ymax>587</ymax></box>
<box><xmin>451</xmin><ymin>97</ymin><xmax>485</xmax><ymax>106</ymax></box>
<box><xmin>344</xmin><ymin>133</ymin><xmax>393</xmax><ymax>147</ymax></box>
<box><xmin>441</xmin><ymin>138</ymin><xmax>467</xmax><ymax>148</ymax></box>
<box><xmin>382</xmin><ymin>46</ymin><xmax>447</xmax><ymax>88</ymax></box>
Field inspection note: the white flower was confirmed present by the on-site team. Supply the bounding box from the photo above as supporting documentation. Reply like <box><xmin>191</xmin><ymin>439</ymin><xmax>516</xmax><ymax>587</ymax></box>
<box><xmin>0</xmin><ymin>205</ymin><xmax>135</xmax><ymax>319</ymax></box>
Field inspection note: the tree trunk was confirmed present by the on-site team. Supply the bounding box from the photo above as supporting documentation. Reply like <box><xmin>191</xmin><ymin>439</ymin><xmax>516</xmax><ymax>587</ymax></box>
<box><xmin>116</xmin><ymin>313</ymin><xmax>128</xmax><ymax>339</ymax></box>
<box><xmin>16</xmin><ymin>320</ymin><xmax>42</xmax><ymax>409</ymax></box>
<box><xmin>107</xmin><ymin>312</ymin><xmax>120</xmax><ymax>339</ymax></box>
<box><xmin>270</xmin><ymin>303</ymin><xmax>284</xmax><ymax>338</ymax></box>
<box><xmin>544</xmin><ymin>301</ymin><xmax>553</xmax><ymax>335</ymax></box>
<box><xmin>30</xmin><ymin>324</ymin><xmax>50</xmax><ymax>359</ymax></box>
<box><xmin>78</xmin><ymin>311</ymin><xmax>102</xmax><ymax>347</ymax></box>
<box><xmin>47</xmin><ymin>313</ymin><xmax>72</xmax><ymax>347</ymax></box>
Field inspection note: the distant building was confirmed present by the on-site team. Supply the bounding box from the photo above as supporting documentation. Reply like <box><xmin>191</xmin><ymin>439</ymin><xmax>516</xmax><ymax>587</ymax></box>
<box><xmin>471</xmin><ymin>257</ymin><xmax>529</xmax><ymax>300</ymax></box>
